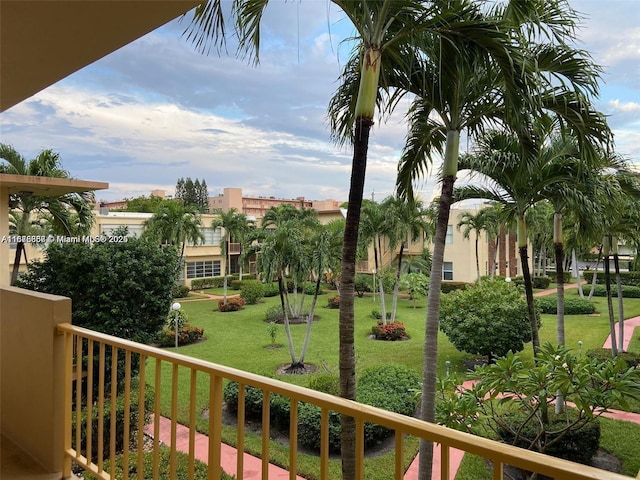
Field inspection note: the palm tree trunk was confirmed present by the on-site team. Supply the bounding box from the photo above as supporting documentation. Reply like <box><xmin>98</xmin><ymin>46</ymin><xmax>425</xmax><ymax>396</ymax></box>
<box><xmin>517</xmin><ymin>217</ymin><xmax>540</xmax><ymax>356</ymax></box>
<box><xmin>475</xmin><ymin>233</ymin><xmax>480</xmax><ymax>282</ymax></box>
<box><xmin>377</xmin><ymin>235</ymin><xmax>388</xmax><ymax>324</ymax></box>
<box><xmin>588</xmin><ymin>245</ymin><xmax>602</xmax><ymax>300</ymax></box>
<box><xmin>10</xmin><ymin>241</ymin><xmax>25</xmax><ymax>286</ymax></box>
<box><xmin>604</xmin><ymin>237</ymin><xmax>618</xmax><ymax>356</ymax></box>
<box><xmin>390</xmin><ymin>243</ymin><xmax>405</xmax><ymax>323</ymax></box>
<box><xmin>419</xmin><ymin>129</ymin><xmax>459</xmax><ymax>480</ymax></box>
<box><xmin>299</xmin><ymin>274</ymin><xmax>322</xmax><ymax>363</ymax></box>
<box><xmin>278</xmin><ymin>274</ymin><xmax>298</xmax><ymax>365</ymax></box>
<box><xmin>554</xmin><ymin>215</ymin><xmax>566</xmax><ymax>414</ymax></box>
<box><xmin>613</xmin><ymin>248</ymin><xmax>624</xmax><ymax>352</ymax></box>
<box><xmin>223</xmin><ymin>239</ymin><xmax>230</xmax><ymax>305</ymax></box>
<box><xmin>573</xmin><ymin>249</ymin><xmax>584</xmax><ymax>299</ymax></box>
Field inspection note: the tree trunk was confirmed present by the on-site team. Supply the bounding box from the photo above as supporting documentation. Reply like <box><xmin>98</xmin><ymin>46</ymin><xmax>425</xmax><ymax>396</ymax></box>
<box><xmin>518</xmin><ymin>217</ymin><xmax>540</xmax><ymax>356</ymax></box>
<box><xmin>604</xmin><ymin>237</ymin><xmax>618</xmax><ymax>356</ymax></box>
<box><xmin>475</xmin><ymin>233</ymin><xmax>481</xmax><ymax>282</ymax></box>
<box><xmin>339</xmin><ymin>116</ymin><xmax>372</xmax><ymax>480</ymax></box>
<box><xmin>613</xmin><ymin>250</ymin><xmax>624</xmax><ymax>352</ymax></box>
<box><xmin>553</xmin><ymin>213</ymin><xmax>565</xmax><ymax>414</ymax></box>
<box><xmin>390</xmin><ymin>243</ymin><xmax>405</xmax><ymax>323</ymax></box>
<box><xmin>10</xmin><ymin>241</ymin><xmax>25</xmax><ymax>286</ymax></box>
<box><xmin>419</xmin><ymin>129</ymin><xmax>459</xmax><ymax>480</ymax></box>
<box><xmin>278</xmin><ymin>274</ymin><xmax>298</xmax><ymax>365</ymax></box>
<box><xmin>377</xmin><ymin>235</ymin><xmax>388</xmax><ymax>324</ymax></box>
<box><xmin>299</xmin><ymin>274</ymin><xmax>321</xmax><ymax>363</ymax></box>
<box><xmin>588</xmin><ymin>245</ymin><xmax>602</xmax><ymax>300</ymax></box>
<box><xmin>573</xmin><ymin>249</ymin><xmax>584</xmax><ymax>299</ymax></box>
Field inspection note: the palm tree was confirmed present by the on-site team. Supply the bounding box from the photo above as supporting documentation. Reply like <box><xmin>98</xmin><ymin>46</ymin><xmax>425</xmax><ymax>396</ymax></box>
<box><xmin>456</xmin><ymin>210</ymin><xmax>486</xmax><ymax>283</ymax></box>
<box><xmin>382</xmin><ymin>195</ymin><xmax>428</xmax><ymax>323</ymax></box>
<box><xmin>359</xmin><ymin>199</ymin><xmax>388</xmax><ymax>320</ymax></box>
<box><xmin>143</xmin><ymin>199</ymin><xmax>204</xmax><ymax>277</ymax></box>
<box><xmin>0</xmin><ymin>144</ymin><xmax>95</xmax><ymax>285</ymax></box>
<box><xmin>211</xmin><ymin>208</ymin><xmax>251</xmax><ymax>304</ymax></box>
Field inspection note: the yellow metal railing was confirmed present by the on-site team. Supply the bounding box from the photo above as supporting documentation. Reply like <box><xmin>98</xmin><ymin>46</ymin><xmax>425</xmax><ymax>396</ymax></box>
<box><xmin>58</xmin><ymin>323</ymin><xmax>633</xmax><ymax>480</ymax></box>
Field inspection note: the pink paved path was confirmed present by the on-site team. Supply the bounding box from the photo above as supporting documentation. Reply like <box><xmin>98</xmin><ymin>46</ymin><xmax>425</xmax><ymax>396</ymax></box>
<box><xmin>147</xmin><ymin>285</ymin><xmax>640</xmax><ymax>479</ymax></box>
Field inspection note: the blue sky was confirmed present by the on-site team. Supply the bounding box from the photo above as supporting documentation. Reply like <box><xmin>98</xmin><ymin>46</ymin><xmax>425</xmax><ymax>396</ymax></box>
<box><xmin>1</xmin><ymin>1</ymin><xmax>638</xmax><ymax>204</ymax></box>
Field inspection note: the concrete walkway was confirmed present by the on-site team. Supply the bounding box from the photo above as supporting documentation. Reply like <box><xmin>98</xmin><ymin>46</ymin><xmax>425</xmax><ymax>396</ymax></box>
<box><xmin>146</xmin><ymin>283</ymin><xmax>640</xmax><ymax>480</ymax></box>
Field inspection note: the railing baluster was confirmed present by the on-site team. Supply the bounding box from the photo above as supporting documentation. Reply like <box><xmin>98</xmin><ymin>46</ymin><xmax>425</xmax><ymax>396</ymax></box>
<box><xmin>188</xmin><ymin>369</ymin><xmax>197</xmax><ymax>480</ymax></box>
<box><xmin>289</xmin><ymin>399</ymin><xmax>298</xmax><ymax>480</ymax></box>
<box><xmin>237</xmin><ymin>384</ymin><xmax>246</xmax><ymax>480</ymax></box>
<box><xmin>394</xmin><ymin>429</ymin><xmax>404</xmax><ymax>480</ymax></box>
<box><xmin>109</xmin><ymin>346</ymin><xmax>118</xmax><ymax>479</ymax></box>
<box><xmin>86</xmin><ymin>339</ymin><xmax>94</xmax><ymax>466</ymax></box>
<box><xmin>493</xmin><ymin>459</ymin><xmax>504</xmax><ymax>480</ymax></box>
<box><xmin>170</xmin><ymin>363</ymin><xmax>179</xmax><ymax>480</ymax></box>
<box><xmin>355</xmin><ymin>418</ymin><xmax>365</xmax><ymax>480</ymax></box>
<box><xmin>261</xmin><ymin>389</ymin><xmax>271</xmax><ymax>480</ymax></box>
<box><xmin>136</xmin><ymin>354</ymin><xmax>146</xmax><ymax>479</ymax></box>
<box><xmin>320</xmin><ymin>408</ymin><xmax>329</xmax><ymax>480</ymax></box>
<box><xmin>122</xmin><ymin>349</ymin><xmax>131</xmax><ymax>480</ymax></box>
<box><xmin>97</xmin><ymin>342</ymin><xmax>105</xmax><ymax>473</ymax></box>
<box><xmin>208</xmin><ymin>374</ymin><xmax>223</xmax><ymax>480</ymax></box>
<box><xmin>74</xmin><ymin>335</ymin><xmax>83</xmax><ymax>460</ymax></box>
<box><xmin>153</xmin><ymin>359</ymin><xmax>162</xmax><ymax>480</ymax></box>
<box><xmin>441</xmin><ymin>444</ymin><xmax>450</xmax><ymax>480</ymax></box>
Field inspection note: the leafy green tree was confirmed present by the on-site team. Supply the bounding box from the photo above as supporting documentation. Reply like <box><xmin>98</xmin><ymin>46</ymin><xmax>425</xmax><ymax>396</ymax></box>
<box><xmin>359</xmin><ymin>200</ymin><xmax>388</xmax><ymax>320</ymax></box>
<box><xmin>439</xmin><ymin>344</ymin><xmax>640</xmax><ymax>464</ymax></box>
<box><xmin>0</xmin><ymin>144</ymin><xmax>95</xmax><ymax>285</ymax></box>
<box><xmin>456</xmin><ymin>210</ymin><xmax>486</xmax><ymax>283</ymax></box>
<box><xmin>175</xmin><ymin>177</ymin><xmax>210</xmax><ymax>213</ymax></box>
<box><xmin>117</xmin><ymin>194</ymin><xmax>165</xmax><ymax>213</ymax></box>
<box><xmin>19</xmin><ymin>238</ymin><xmax>179</xmax><ymax>342</ymax></box>
<box><xmin>439</xmin><ymin>280</ymin><xmax>531</xmax><ymax>363</ymax></box>
<box><xmin>400</xmin><ymin>272</ymin><xmax>429</xmax><ymax>308</ymax></box>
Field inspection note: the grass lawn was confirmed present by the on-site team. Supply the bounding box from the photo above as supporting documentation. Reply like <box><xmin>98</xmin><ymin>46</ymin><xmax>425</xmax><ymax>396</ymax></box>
<box><xmin>151</xmin><ymin>287</ymin><xmax>640</xmax><ymax>479</ymax></box>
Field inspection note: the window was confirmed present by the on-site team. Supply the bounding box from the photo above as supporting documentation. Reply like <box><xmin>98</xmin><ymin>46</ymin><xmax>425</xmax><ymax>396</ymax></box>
<box><xmin>198</xmin><ymin>227</ymin><xmax>222</xmax><ymax>246</ymax></box>
<box><xmin>102</xmin><ymin>224</ymin><xmax>144</xmax><ymax>238</ymax></box>
<box><xmin>442</xmin><ymin>261</ymin><xmax>453</xmax><ymax>281</ymax></box>
<box><xmin>445</xmin><ymin>225</ymin><xmax>453</xmax><ymax>244</ymax></box>
<box><xmin>186</xmin><ymin>260</ymin><xmax>221</xmax><ymax>279</ymax></box>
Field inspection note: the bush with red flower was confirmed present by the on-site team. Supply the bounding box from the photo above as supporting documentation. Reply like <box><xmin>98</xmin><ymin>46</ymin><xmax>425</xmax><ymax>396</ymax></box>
<box><xmin>218</xmin><ymin>297</ymin><xmax>245</xmax><ymax>312</ymax></box>
<box><xmin>371</xmin><ymin>321</ymin><xmax>407</xmax><ymax>341</ymax></box>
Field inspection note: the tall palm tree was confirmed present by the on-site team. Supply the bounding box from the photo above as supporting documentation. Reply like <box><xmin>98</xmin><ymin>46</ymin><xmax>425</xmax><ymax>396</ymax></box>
<box><xmin>382</xmin><ymin>195</ymin><xmax>428</xmax><ymax>323</ymax></box>
<box><xmin>393</xmin><ymin>2</ymin><xmax>611</xmax><ymax>473</ymax></box>
<box><xmin>143</xmin><ymin>200</ymin><xmax>204</xmax><ymax>278</ymax></box>
<box><xmin>456</xmin><ymin>210</ymin><xmax>486</xmax><ymax>283</ymax></box>
<box><xmin>211</xmin><ymin>208</ymin><xmax>251</xmax><ymax>304</ymax></box>
<box><xmin>0</xmin><ymin>144</ymin><xmax>95</xmax><ymax>285</ymax></box>
<box><xmin>359</xmin><ymin>199</ymin><xmax>388</xmax><ymax>320</ymax></box>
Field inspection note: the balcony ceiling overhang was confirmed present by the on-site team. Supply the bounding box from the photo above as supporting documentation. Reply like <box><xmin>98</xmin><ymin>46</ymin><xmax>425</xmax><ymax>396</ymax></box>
<box><xmin>0</xmin><ymin>174</ymin><xmax>108</xmax><ymax>197</ymax></box>
<box><xmin>0</xmin><ymin>0</ymin><xmax>203</xmax><ymax>113</ymax></box>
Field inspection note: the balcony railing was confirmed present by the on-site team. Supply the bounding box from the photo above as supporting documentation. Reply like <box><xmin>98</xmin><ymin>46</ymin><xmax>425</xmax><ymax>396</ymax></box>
<box><xmin>55</xmin><ymin>323</ymin><xmax>637</xmax><ymax>480</ymax></box>
<box><xmin>229</xmin><ymin>243</ymin><xmax>241</xmax><ymax>254</ymax></box>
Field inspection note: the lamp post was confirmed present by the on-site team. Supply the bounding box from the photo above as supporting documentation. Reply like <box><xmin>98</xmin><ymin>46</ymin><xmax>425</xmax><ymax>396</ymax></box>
<box><xmin>172</xmin><ymin>302</ymin><xmax>181</xmax><ymax>351</ymax></box>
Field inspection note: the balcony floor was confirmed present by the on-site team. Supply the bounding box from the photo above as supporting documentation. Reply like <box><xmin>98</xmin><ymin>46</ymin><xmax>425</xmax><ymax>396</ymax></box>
<box><xmin>1</xmin><ymin>435</ymin><xmax>61</xmax><ymax>480</ymax></box>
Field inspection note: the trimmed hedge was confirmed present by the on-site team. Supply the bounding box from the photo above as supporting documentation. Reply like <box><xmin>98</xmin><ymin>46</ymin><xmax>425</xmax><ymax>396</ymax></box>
<box><xmin>240</xmin><ymin>280</ymin><xmax>265</xmax><ymax>304</ymax></box>
<box><xmin>263</xmin><ymin>282</ymin><xmax>280</xmax><ymax>297</ymax></box>
<box><xmin>191</xmin><ymin>274</ymin><xmax>256</xmax><ymax>290</ymax></box>
<box><xmin>589</xmin><ymin>284</ymin><xmax>640</xmax><ymax>298</ymax></box>
<box><xmin>217</xmin><ymin>297</ymin><xmax>245</xmax><ymax>312</ymax></box>
<box><xmin>155</xmin><ymin>324</ymin><xmax>205</xmax><ymax>347</ymax></box>
<box><xmin>171</xmin><ymin>285</ymin><xmax>190</xmax><ymax>298</ymax></box>
<box><xmin>587</xmin><ymin>348</ymin><xmax>640</xmax><ymax>369</ymax></box>
<box><xmin>583</xmin><ymin>270</ymin><xmax>640</xmax><ymax>287</ymax></box>
<box><xmin>371</xmin><ymin>321</ymin><xmax>407</xmax><ymax>341</ymax></box>
<box><xmin>512</xmin><ymin>276</ymin><xmax>553</xmax><ymax>289</ymax></box>
<box><xmin>535</xmin><ymin>296</ymin><xmax>596</xmax><ymax>315</ymax></box>
<box><xmin>440</xmin><ymin>281</ymin><xmax>469</xmax><ymax>293</ymax></box>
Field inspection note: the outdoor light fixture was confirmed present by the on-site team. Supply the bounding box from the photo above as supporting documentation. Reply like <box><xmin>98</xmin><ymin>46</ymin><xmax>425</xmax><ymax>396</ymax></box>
<box><xmin>172</xmin><ymin>302</ymin><xmax>181</xmax><ymax>351</ymax></box>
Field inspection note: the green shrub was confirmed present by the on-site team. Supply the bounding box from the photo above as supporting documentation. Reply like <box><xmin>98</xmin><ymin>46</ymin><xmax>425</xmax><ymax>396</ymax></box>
<box><xmin>583</xmin><ymin>270</ymin><xmax>640</xmax><ymax>287</ymax></box>
<box><xmin>497</xmin><ymin>411</ymin><xmax>600</xmax><ymax>465</ymax></box>
<box><xmin>155</xmin><ymin>323</ymin><xmax>205</xmax><ymax>347</ymax></box>
<box><xmin>73</xmin><ymin>379</ymin><xmax>153</xmax><ymax>456</ymax></box>
<box><xmin>440</xmin><ymin>281</ymin><xmax>469</xmax><ymax>293</ymax></box>
<box><xmin>223</xmin><ymin>382</ymin><xmax>264</xmax><ymax>418</ymax></box>
<box><xmin>231</xmin><ymin>279</ymin><xmax>244</xmax><ymax>290</ymax></box>
<box><xmin>172</xmin><ymin>285</ymin><xmax>190</xmax><ymax>298</ymax></box>
<box><xmin>240</xmin><ymin>280</ymin><xmax>265</xmax><ymax>304</ymax></box>
<box><xmin>265</xmin><ymin>305</ymin><xmax>284</xmax><ymax>323</ymax></box>
<box><xmin>532</xmin><ymin>276</ymin><xmax>551</xmax><ymax>289</ymax></box>
<box><xmin>371</xmin><ymin>309</ymin><xmax>391</xmax><ymax>320</ymax></box>
<box><xmin>217</xmin><ymin>297</ymin><xmax>245</xmax><ymax>312</ymax></box>
<box><xmin>586</xmin><ymin>349</ymin><xmax>640</xmax><ymax>369</ymax></box>
<box><xmin>354</xmin><ymin>274</ymin><xmax>372</xmax><ymax>297</ymax></box>
<box><xmin>304</xmin><ymin>281</ymin><xmax>319</xmax><ymax>296</ymax></box>
<box><xmin>190</xmin><ymin>276</ymin><xmax>225</xmax><ymax>289</ymax></box>
<box><xmin>298</xmin><ymin>365</ymin><xmax>420</xmax><ymax>453</ymax></box>
<box><xmin>308</xmin><ymin>373</ymin><xmax>340</xmax><ymax>396</ymax></box>
<box><xmin>263</xmin><ymin>282</ymin><xmax>280</xmax><ymax>297</ymax></box>
<box><xmin>327</xmin><ymin>296</ymin><xmax>340</xmax><ymax>309</ymax></box>
<box><xmin>371</xmin><ymin>321</ymin><xmax>407</xmax><ymax>341</ymax></box>
<box><xmin>535</xmin><ymin>296</ymin><xmax>596</xmax><ymax>315</ymax></box>
<box><xmin>590</xmin><ymin>284</ymin><xmax>640</xmax><ymax>298</ymax></box>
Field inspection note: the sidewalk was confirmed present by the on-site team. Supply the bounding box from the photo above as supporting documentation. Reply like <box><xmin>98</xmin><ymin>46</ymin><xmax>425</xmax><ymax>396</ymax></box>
<box><xmin>146</xmin><ymin>283</ymin><xmax>640</xmax><ymax>480</ymax></box>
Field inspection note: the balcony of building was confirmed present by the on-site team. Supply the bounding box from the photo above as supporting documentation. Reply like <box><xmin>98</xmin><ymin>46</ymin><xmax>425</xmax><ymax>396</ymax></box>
<box><xmin>2</xmin><ymin>285</ymin><xmax>637</xmax><ymax>480</ymax></box>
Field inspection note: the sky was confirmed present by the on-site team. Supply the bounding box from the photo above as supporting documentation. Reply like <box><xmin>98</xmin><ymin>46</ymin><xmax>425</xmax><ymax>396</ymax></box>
<box><xmin>1</xmin><ymin>0</ymin><xmax>639</xmax><ymax>204</ymax></box>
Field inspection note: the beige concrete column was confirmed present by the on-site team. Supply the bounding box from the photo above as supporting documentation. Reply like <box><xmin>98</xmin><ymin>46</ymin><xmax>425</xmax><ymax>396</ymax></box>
<box><xmin>0</xmin><ymin>185</ymin><xmax>9</xmax><ymax>286</ymax></box>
